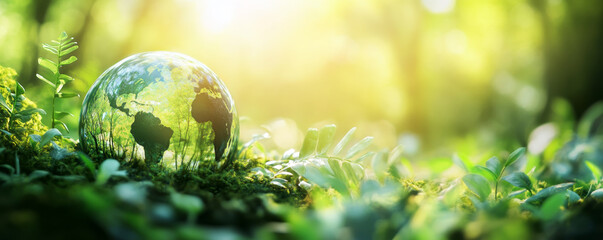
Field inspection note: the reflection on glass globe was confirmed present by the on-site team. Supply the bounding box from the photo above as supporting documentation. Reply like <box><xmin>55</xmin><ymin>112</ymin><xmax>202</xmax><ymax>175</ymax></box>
<box><xmin>79</xmin><ymin>51</ymin><xmax>239</xmax><ymax>169</ymax></box>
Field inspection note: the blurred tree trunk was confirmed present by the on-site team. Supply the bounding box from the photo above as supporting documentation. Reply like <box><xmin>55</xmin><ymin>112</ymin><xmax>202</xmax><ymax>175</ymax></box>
<box><xmin>533</xmin><ymin>0</ymin><xmax>603</xmax><ymax>120</ymax></box>
<box><xmin>381</xmin><ymin>0</ymin><xmax>425</xmax><ymax>138</ymax></box>
<box><xmin>19</xmin><ymin>0</ymin><xmax>53</xmax><ymax>85</ymax></box>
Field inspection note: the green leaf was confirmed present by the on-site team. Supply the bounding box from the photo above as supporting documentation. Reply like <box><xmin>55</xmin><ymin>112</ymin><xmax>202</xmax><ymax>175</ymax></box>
<box><xmin>327</xmin><ymin>158</ymin><xmax>346</xmax><ymax>182</ymax></box>
<box><xmin>473</xmin><ymin>165</ymin><xmax>496</xmax><ymax>182</ymax></box>
<box><xmin>59</xmin><ymin>74</ymin><xmax>74</xmax><ymax>82</ymax></box>
<box><xmin>567</xmin><ymin>190</ymin><xmax>580</xmax><ymax>205</ymax></box>
<box><xmin>77</xmin><ymin>152</ymin><xmax>96</xmax><ymax>176</ymax></box>
<box><xmin>96</xmin><ymin>159</ymin><xmax>127</xmax><ymax>185</ymax></box>
<box><xmin>270</xmin><ymin>178</ymin><xmax>288</xmax><ymax>189</ymax></box>
<box><xmin>38</xmin><ymin>57</ymin><xmax>58</xmax><ymax>74</ymax></box>
<box><xmin>388</xmin><ymin>145</ymin><xmax>404</xmax><ymax>165</ymax></box>
<box><xmin>505</xmin><ymin>147</ymin><xmax>526</xmax><ymax>167</ymax></box>
<box><xmin>60</xmin><ymin>41</ymin><xmax>76</xmax><ymax>51</ymax></box>
<box><xmin>462</xmin><ymin>173</ymin><xmax>491</xmax><ymax>201</ymax></box>
<box><xmin>452</xmin><ymin>153</ymin><xmax>470</xmax><ymax>172</ymax></box>
<box><xmin>332</xmin><ymin>127</ymin><xmax>356</xmax><ymax>156</ymax></box>
<box><xmin>299</xmin><ymin>128</ymin><xmax>318</xmax><ymax>158</ymax></box>
<box><xmin>0</xmin><ymin>94</ymin><xmax>12</xmax><ymax>112</ymax></box>
<box><xmin>486</xmin><ymin>156</ymin><xmax>502</xmax><ymax>177</ymax></box>
<box><xmin>299</xmin><ymin>164</ymin><xmax>330</xmax><ymax>188</ymax></box>
<box><xmin>345</xmin><ymin>136</ymin><xmax>373</xmax><ymax>159</ymax></box>
<box><xmin>525</xmin><ymin>182</ymin><xmax>574</xmax><ymax>204</ymax></box>
<box><xmin>16</xmin><ymin>82</ymin><xmax>25</xmax><ymax>96</ymax></box>
<box><xmin>40</xmin><ymin>128</ymin><xmax>62</xmax><ymax>147</ymax></box>
<box><xmin>54</xmin><ymin>111</ymin><xmax>74</xmax><ymax>120</ymax></box>
<box><xmin>28</xmin><ymin>170</ymin><xmax>49</xmax><ymax>181</ymax></box>
<box><xmin>502</xmin><ymin>172</ymin><xmax>532</xmax><ymax>190</ymax></box>
<box><xmin>59</xmin><ymin>45</ymin><xmax>78</xmax><ymax>57</ymax></box>
<box><xmin>61</xmin><ymin>37</ymin><xmax>74</xmax><ymax>45</ymax></box>
<box><xmin>354</xmin><ymin>152</ymin><xmax>374</xmax><ymax>163</ymax></box>
<box><xmin>42</xmin><ymin>43</ymin><xmax>58</xmax><ymax>54</ymax></box>
<box><xmin>538</xmin><ymin>193</ymin><xmax>566</xmax><ymax>220</ymax></box>
<box><xmin>58</xmin><ymin>32</ymin><xmax>68</xmax><ymax>41</ymax></box>
<box><xmin>590</xmin><ymin>189</ymin><xmax>603</xmax><ymax>199</ymax></box>
<box><xmin>54</xmin><ymin>119</ymin><xmax>69</xmax><ymax>133</ymax></box>
<box><xmin>371</xmin><ymin>151</ymin><xmax>388</xmax><ymax>182</ymax></box>
<box><xmin>342</xmin><ymin>161</ymin><xmax>360</xmax><ymax>186</ymax></box>
<box><xmin>317</xmin><ymin>124</ymin><xmax>336</xmax><ymax>155</ymax></box>
<box><xmin>585</xmin><ymin>160</ymin><xmax>601</xmax><ymax>182</ymax></box>
<box><xmin>36</xmin><ymin>74</ymin><xmax>56</xmax><ymax>88</ymax></box>
<box><xmin>55</xmin><ymin>92</ymin><xmax>80</xmax><ymax>98</ymax></box>
<box><xmin>170</xmin><ymin>191</ymin><xmax>204</xmax><ymax>215</ymax></box>
<box><xmin>60</xmin><ymin>56</ymin><xmax>77</xmax><ymax>66</ymax></box>
<box><xmin>507</xmin><ymin>189</ymin><xmax>527</xmax><ymax>199</ymax></box>
<box><xmin>0</xmin><ymin>130</ymin><xmax>12</xmax><ymax>136</ymax></box>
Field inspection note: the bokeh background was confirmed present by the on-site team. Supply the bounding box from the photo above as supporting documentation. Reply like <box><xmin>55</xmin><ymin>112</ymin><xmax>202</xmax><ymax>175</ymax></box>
<box><xmin>0</xmin><ymin>0</ymin><xmax>601</xmax><ymax>154</ymax></box>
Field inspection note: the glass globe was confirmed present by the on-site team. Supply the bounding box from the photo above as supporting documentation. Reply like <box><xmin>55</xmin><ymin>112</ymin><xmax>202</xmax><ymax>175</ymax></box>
<box><xmin>79</xmin><ymin>52</ymin><xmax>239</xmax><ymax>169</ymax></box>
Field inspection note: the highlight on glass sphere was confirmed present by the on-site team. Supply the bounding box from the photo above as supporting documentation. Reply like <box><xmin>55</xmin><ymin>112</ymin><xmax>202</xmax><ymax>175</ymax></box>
<box><xmin>79</xmin><ymin>51</ymin><xmax>239</xmax><ymax>169</ymax></box>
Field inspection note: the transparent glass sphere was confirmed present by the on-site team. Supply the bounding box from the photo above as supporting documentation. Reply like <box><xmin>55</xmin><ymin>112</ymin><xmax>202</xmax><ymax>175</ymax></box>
<box><xmin>79</xmin><ymin>52</ymin><xmax>239</xmax><ymax>168</ymax></box>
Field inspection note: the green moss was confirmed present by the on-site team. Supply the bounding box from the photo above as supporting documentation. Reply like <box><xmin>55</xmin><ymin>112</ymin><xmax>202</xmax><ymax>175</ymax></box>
<box><xmin>0</xmin><ymin>66</ymin><xmax>47</xmax><ymax>144</ymax></box>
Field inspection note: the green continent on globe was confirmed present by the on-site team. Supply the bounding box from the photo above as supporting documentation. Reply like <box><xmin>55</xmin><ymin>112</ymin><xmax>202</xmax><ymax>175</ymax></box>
<box><xmin>130</xmin><ymin>112</ymin><xmax>173</xmax><ymax>166</ymax></box>
<box><xmin>191</xmin><ymin>81</ymin><xmax>233</xmax><ymax>164</ymax></box>
<box><xmin>79</xmin><ymin>52</ymin><xmax>239</xmax><ymax>169</ymax></box>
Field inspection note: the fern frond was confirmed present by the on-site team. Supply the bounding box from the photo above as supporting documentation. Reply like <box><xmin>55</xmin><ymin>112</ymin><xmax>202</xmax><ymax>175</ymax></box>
<box><xmin>37</xmin><ymin>31</ymin><xmax>79</xmax><ymax>132</ymax></box>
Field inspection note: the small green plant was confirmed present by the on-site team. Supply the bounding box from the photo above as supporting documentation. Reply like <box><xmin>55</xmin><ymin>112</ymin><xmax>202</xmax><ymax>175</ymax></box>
<box><xmin>37</xmin><ymin>31</ymin><xmax>80</xmax><ymax>133</ymax></box>
<box><xmin>263</xmin><ymin>125</ymin><xmax>371</xmax><ymax>198</ymax></box>
<box><xmin>462</xmin><ymin>147</ymin><xmax>527</xmax><ymax>201</ymax></box>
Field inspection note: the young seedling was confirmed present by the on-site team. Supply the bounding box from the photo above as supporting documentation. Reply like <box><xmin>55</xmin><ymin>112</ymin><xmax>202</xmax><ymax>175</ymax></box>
<box><xmin>487</xmin><ymin>147</ymin><xmax>526</xmax><ymax>200</ymax></box>
<box><xmin>37</xmin><ymin>31</ymin><xmax>80</xmax><ymax>133</ymax></box>
<box><xmin>465</xmin><ymin>147</ymin><xmax>527</xmax><ymax>201</ymax></box>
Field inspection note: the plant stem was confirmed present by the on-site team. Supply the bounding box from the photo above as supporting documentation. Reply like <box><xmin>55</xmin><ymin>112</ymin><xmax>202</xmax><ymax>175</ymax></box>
<box><xmin>495</xmin><ymin>165</ymin><xmax>508</xmax><ymax>200</ymax></box>
<box><xmin>51</xmin><ymin>36</ymin><xmax>64</xmax><ymax>129</ymax></box>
